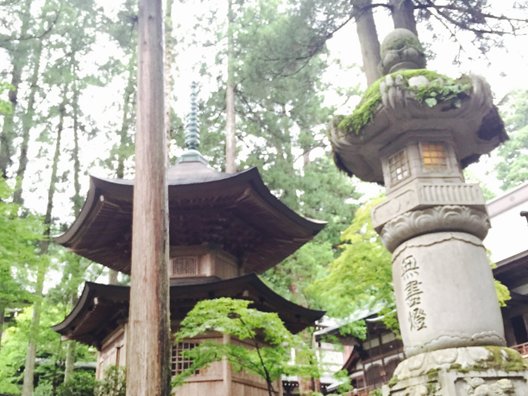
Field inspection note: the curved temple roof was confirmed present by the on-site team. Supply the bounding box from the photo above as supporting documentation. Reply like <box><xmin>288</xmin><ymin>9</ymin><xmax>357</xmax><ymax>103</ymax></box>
<box><xmin>55</xmin><ymin>160</ymin><xmax>325</xmax><ymax>274</ymax></box>
<box><xmin>52</xmin><ymin>273</ymin><xmax>325</xmax><ymax>347</ymax></box>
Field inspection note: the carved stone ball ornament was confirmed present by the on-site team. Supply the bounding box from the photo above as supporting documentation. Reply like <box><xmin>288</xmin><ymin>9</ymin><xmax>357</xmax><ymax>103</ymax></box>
<box><xmin>380</xmin><ymin>205</ymin><xmax>490</xmax><ymax>252</ymax></box>
<box><xmin>379</xmin><ymin>28</ymin><xmax>427</xmax><ymax>75</ymax></box>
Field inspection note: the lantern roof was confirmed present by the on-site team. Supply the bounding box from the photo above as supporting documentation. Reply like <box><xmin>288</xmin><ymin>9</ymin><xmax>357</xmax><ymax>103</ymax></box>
<box><xmin>331</xmin><ymin>73</ymin><xmax>507</xmax><ymax>184</ymax></box>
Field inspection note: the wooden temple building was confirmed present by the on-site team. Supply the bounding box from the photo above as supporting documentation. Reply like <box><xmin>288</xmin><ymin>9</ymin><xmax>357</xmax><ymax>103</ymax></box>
<box><xmin>315</xmin><ymin>311</ymin><xmax>404</xmax><ymax>396</ymax></box>
<box><xmin>52</xmin><ymin>97</ymin><xmax>325</xmax><ymax>395</ymax></box>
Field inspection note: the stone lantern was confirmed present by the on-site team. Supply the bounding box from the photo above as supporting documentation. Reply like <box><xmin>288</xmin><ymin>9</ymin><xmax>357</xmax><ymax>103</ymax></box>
<box><xmin>331</xmin><ymin>29</ymin><xmax>528</xmax><ymax>394</ymax></box>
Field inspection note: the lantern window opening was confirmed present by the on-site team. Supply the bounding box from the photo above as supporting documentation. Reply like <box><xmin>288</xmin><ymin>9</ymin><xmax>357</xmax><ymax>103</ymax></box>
<box><xmin>420</xmin><ymin>142</ymin><xmax>448</xmax><ymax>170</ymax></box>
<box><xmin>388</xmin><ymin>149</ymin><xmax>410</xmax><ymax>185</ymax></box>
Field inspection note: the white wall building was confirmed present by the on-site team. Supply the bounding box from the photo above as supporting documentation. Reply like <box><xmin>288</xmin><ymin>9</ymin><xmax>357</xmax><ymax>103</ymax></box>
<box><xmin>484</xmin><ymin>181</ymin><xmax>528</xmax><ymax>350</ymax></box>
<box><xmin>485</xmin><ymin>181</ymin><xmax>528</xmax><ymax>265</ymax></box>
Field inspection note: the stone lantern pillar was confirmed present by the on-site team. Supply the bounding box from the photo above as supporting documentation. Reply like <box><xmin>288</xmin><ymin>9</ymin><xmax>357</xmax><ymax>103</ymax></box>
<box><xmin>374</xmin><ymin>137</ymin><xmax>504</xmax><ymax>356</ymax></box>
<box><xmin>331</xmin><ymin>29</ymin><xmax>528</xmax><ymax>395</ymax></box>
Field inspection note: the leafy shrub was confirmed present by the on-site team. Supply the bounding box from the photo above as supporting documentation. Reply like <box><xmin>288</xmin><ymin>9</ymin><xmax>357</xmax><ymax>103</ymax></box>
<box><xmin>33</xmin><ymin>381</ymin><xmax>53</xmax><ymax>396</ymax></box>
<box><xmin>56</xmin><ymin>371</ymin><xmax>96</xmax><ymax>396</ymax></box>
<box><xmin>94</xmin><ymin>366</ymin><xmax>126</xmax><ymax>396</ymax></box>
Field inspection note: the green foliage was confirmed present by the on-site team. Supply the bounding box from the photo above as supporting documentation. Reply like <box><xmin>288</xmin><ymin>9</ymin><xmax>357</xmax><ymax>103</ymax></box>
<box><xmin>334</xmin><ymin>76</ymin><xmax>383</xmax><ymax>136</ymax></box>
<box><xmin>495</xmin><ymin>279</ymin><xmax>511</xmax><ymax>308</ymax></box>
<box><xmin>34</xmin><ymin>381</ymin><xmax>54</xmax><ymax>396</ymax></box>
<box><xmin>310</xmin><ymin>198</ymin><xmax>396</xmax><ymax>336</ymax></box>
<box><xmin>262</xmin><ymin>156</ymin><xmax>358</xmax><ymax>306</ymax></box>
<box><xmin>500</xmin><ymin>89</ymin><xmax>528</xmax><ymax>131</ymax></box>
<box><xmin>0</xmin><ymin>301</ymin><xmax>96</xmax><ymax>394</ymax></box>
<box><xmin>495</xmin><ymin>90</ymin><xmax>528</xmax><ymax>191</ymax></box>
<box><xmin>56</xmin><ymin>371</ymin><xmax>96</xmax><ymax>396</ymax></box>
<box><xmin>0</xmin><ymin>82</ymin><xmax>13</xmax><ymax>115</ymax></box>
<box><xmin>496</xmin><ymin>89</ymin><xmax>528</xmax><ymax>190</ymax></box>
<box><xmin>193</xmin><ymin>0</ymin><xmax>358</xmax><ymax>306</ymax></box>
<box><xmin>412</xmin><ymin>74</ymin><xmax>471</xmax><ymax>109</ymax></box>
<box><xmin>299</xmin><ymin>156</ymin><xmax>358</xmax><ymax>240</ymax></box>
<box><xmin>263</xmin><ymin>241</ymin><xmax>334</xmax><ymax>306</ymax></box>
<box><xmin>496</xmin><ymin>128</ymin><xmax>528</xmax><ymax>191</ymax></box>
<box><xmin>333</xmin><ymin>369</ymin><xmax>353</xmax><ymax>394</ymax></box>
<box><xmin>94</xmin><ymin>366</ymin><xmax>126</xmax><ymax>396</ymax></box>
<box><xmin>337</xmin><ymin>69</ymin><xmax>472</xmax><ymax>136</ymax></box>
<box><xmin>172</xmin><ymin>298</ymin><xmax>319</xmax><ymax>391</ymax></box>
<box><xmin>0</xmin><ymin>176</ymin><xmax>43</xmax><ymax>313</ymax></box>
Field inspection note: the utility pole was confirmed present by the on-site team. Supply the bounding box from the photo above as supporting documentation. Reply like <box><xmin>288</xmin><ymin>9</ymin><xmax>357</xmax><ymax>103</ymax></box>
<box><xmin>126</xmin><ymin>0</ymin><xmax>171</xmax><ymax>394</ymax></box>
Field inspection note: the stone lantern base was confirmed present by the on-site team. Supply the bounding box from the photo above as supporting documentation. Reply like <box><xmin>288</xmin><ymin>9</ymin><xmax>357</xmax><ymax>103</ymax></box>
<box><xmin>382</xmin><ymin>346</ymin><xmax>528</xmax><ymax>395</ymax></box>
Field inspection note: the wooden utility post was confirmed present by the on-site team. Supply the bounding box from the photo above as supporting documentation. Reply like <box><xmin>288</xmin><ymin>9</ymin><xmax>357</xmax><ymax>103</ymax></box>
<box><xmin>225</xmin><ymin>0</ymin><xmax>237</xmax><ymax>173</ymax></box>
<box><xmin>126</xmin><ymin>0</ymin><xmax>171</xmax><ymax>394</ymax></box>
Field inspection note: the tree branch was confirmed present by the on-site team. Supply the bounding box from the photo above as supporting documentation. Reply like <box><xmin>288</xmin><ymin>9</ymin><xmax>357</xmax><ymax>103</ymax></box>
<box><xmin>416</xmin><ymin>0</ymin><xmax>528</xmax><ymax>36</ymax></box>
<box><xmin>237</xmin><ymin>316</ymin><xmax>275</xmax><ymax>396</ymax></box>
<box><xmin>414</xmin><ymin>3</ymin><xmax>528</xmax><ymax>25</ymax></box>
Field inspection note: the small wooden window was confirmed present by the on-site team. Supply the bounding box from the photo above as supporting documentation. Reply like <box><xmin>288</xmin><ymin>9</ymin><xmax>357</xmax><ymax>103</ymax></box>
<box><xmin>421</xmin><ymin>143</ymin><xmax>447</xmax><ymax>170</ymax></box>
<box><xmin>388</xmin><ymin>150</ymin><xmax>410</xmax><ymax>184</ymax></box>
<box><xmin>171</xmin><ymin>256</ymin><xmax>198</xmax><ymax>277</ymax></box>
<box><xmin>171</xmin><ymin>342</ymin><xmax>200</xmax><ymax>376</ymax></box>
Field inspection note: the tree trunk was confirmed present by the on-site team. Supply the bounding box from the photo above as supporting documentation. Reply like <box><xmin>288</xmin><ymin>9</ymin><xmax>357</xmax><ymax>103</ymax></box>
<box><xmin>63</xmin><ymin>292</ymin><xmax>77</xmax><ymax>383</ymax></box>
<box><xmin>0</xmin><ymin>0</ymin><xmax>34</xmax><ymax>178</ymax></box>
<box><xmin>390</xmin><ymin>0</ymin><xmax>417</xmax><ymax>34</ymax></box>
<box><xmin>126</xmin><ymin>0</ymin><xmax>170</xmax><ymax>394</ymax></box>
<box><xmin>354</xmin><ymin>0</ymin><xmax>382</xmax><ymax>86</ymax></box>
<box><xmin>71</xmin><ymin>74</ymin><xmax>82</xmax><ymax>216</ymax></box>
<box><xmin>0</xmin><ymin>64</ymin><xmax>19</xmax><ymax>178</ymax></box>
<box><xmin>21</xmin><ymin>89</ymin><xmax>65</xmax><ymax>396</ymax></box>
<box><xmin>21</xmin><ymin>260</ymin><xmax>46</xmax><ymax>396</ymax></box>
<box><xmin>225</xmin><ymin>0</ymin><xmax>237</xmax><ymax>173</ymax></box>
<box><xmin>111</xmin><ymin>39</ymin><xmax>137</xmax><ymax>285</ymax></box>
<box><xmin>116</xmin><ymin>49</ymin><xmax>136</xmax><ymax>181</ymax></box>
<box><xmin>13</xmin><ymin>40</ymin><xmax>43</xmax><ymax>205</ymax></box>
<box><xmin>63</xmin><ymin>69</ymin><xmax>82</xmax><ymax>383</ymax></box>
<box><xmin>0</xmin><ymin>303</ymin><xmax>5</xmax><ymax>350</ymax></box>
<box><xmin>164</xmin><ymin>0</ymin><xmax>175</xmax><ymax>145</ymax></box>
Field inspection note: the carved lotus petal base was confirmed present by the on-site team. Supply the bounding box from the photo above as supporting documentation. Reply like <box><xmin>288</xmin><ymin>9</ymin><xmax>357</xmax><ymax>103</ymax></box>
<box><xmin>382</xmin><ymin>347</ymin><xmax>528</xmax><ymax>396</ymax></box>
<box><xmin>381</xmin><ymin>205</ymin><xmax>489</xmax><ymax>252</ymax></box>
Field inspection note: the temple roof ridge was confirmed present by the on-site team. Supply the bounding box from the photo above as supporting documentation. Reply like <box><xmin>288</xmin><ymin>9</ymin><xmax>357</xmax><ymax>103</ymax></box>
<box><xmin>54</xmin><ymin>165</ymin><xmax>325</xmax><ymax>274</ymax></box>
<box><xmin>52</xmin><ymin>273</ymin><xmax>325</xmax><ymax>346</ymax></box>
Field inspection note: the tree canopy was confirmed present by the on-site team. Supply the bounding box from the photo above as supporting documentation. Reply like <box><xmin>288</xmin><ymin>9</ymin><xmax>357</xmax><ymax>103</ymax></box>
<box><xmin>496</xmin><ymin>90</ymin><xmax>528</xmax><ymax>191</ymax></box>
<box><xmin>173</xmin><ymin>298</ymin><xmax>319</xmax><ymax>395</ymax></box>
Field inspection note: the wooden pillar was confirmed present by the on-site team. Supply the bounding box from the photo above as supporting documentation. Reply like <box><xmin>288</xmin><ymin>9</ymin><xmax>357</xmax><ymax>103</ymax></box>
<box><xmin>126</xmin><ymin>0</ymin><xmax>171</xmax><ymax>395</ymax></box>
